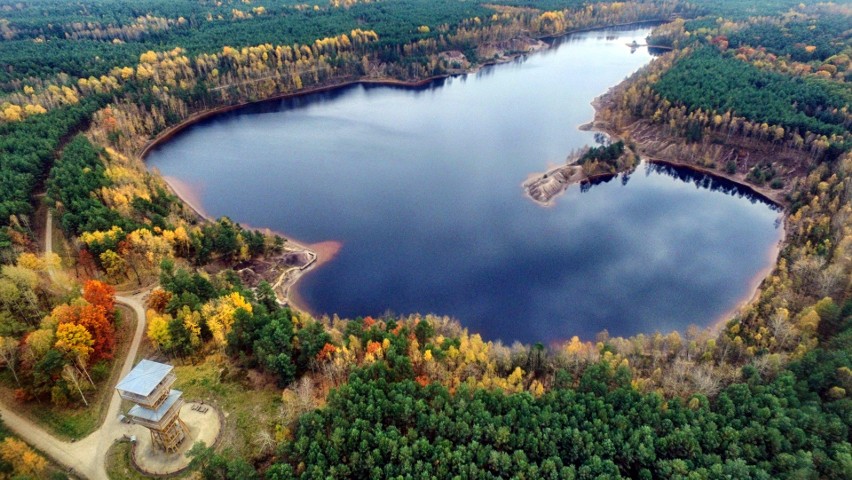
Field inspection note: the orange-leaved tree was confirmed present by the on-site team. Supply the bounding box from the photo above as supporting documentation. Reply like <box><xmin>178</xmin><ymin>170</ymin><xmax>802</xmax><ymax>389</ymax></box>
<box><xmin>82</xmin><ymin>279</ymin><xmax>115</xmax><ymax>315</ymax></box>
<box><xmin>77</xmin><ymin>304</ymin><xmax>115</xmax><ymax>362</ymax></box>
<box><xmin>51</xmin><ymin>301</ymin><xmax>115</xmax><ymax>362</ymax></box>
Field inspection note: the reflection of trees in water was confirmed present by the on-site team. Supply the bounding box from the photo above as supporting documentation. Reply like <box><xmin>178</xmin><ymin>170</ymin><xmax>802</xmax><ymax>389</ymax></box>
<box><xmin>580</xmin><ymin>173</ymin><xmax>617</xmax><ymax>192</ymax></box>
<box><xmin>546</xmin><ymin>23</ymin><xmax>659</xmax><ymax>49</ymax></box>
<box><xmin>580</xmin><ymin>165</ymin><xmax>637</xmax><ymax>192</ymax></box>
<box><xmin>579</xmin><ymin>161</ymin><xmax>780</xmax><ymax>211</ymax></box>
<box><xmin>225</xmin><ymin>78</ymin><xmax>455</xmax><ymax>120</ymax></box>
<box><xmin>646</xmin><ymin>162</ymin><xmax>778</xmax><ymax>208</ymax></box>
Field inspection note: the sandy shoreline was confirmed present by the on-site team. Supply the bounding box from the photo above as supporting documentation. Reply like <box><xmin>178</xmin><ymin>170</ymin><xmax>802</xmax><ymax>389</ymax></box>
<box><xmin>284</xmin><ymin>240</ymin><xmax>341</xmax><ymax>315</ymax></box>
<box><xmin>582</xmin><ymin>92</ymin><xmax>790</xmax><ymax>335</ymax></box>
<box><xmin>710</xmin><ymin>220</ymin><xmax>786</xmax><ymax>333</ymax></box>
<box><xmin>155</xmin><ymin>168</ymin><xmax>341</xmax><ymax>310</ymax></box>
<box><xmin>159</xmin><ymin>175</ymin><xmax>209</xmax><ymax>218</ymax></box>
<box><xmin>522</xmin><ymin>163</ymin><xmax>587</xmax><ymax>206</ymax></box>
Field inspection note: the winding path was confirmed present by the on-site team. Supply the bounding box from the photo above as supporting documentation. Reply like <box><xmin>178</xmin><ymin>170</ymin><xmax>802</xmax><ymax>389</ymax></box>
<box><xmin>0</xmin><ymin>210</ymin><xmax>150</xmax><ymax>479</ymax></box>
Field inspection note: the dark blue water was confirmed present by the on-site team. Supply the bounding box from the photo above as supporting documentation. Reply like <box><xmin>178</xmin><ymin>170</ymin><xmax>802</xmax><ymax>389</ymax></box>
<box><xmin>147</xmin><ymin>28</ymin><xmax>783</xmax><ymax>343</ymax></box>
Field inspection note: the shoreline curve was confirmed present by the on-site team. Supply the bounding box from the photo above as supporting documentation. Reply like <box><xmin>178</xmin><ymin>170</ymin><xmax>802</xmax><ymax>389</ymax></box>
<box><xmin>139</xmin><ymin>19</ymin><xmax>670</xmax><ymax>160</ymax></box>
<box><xmin>138</xmin><ymin>20</ymin><xmax>668</xmax><ymax>316</ymax></box>
<box><xmin>139</xmin><ymin>19</ymin><xmax>784</xmax><ymax>337</ymax></box>
<box><xmin>581</xmin><ymin>92</ymin><xmax>789</xmax><ymax>337</ymax></box>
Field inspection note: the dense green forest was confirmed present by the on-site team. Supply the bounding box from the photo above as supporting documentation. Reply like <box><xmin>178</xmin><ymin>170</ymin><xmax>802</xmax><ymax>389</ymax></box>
<box><xmin>271</xmin><ymin>327</ymin><xmax>852</xmax><ymax>479</ymax></box>
<box><xmin>727</xmin><ymin>16</ymin><xmax>852</xmax><ymax>63</ymax></box>
<box><xmin>0</xmin><ymin>0</ymin><xmax>627</xmax><ymax>84</ymax></box>
<box><xmin>654</xmin><ymin>46</ymin><xmax>849</xmax><ymax>138</ymax></box>
<box><xmin>175</xmin><ymin>287</ymin><xmax>851</xmax><ymax>479</ymax></box>
<box><xmin>685</xmin><ymin>0</ymin><xmax>813</xmax><ymax>19</ymax></box>
<box><xmin>0</xmin><ymin>98</ymin><xmax>105</xmax><ymax>250</ymax></box>
<box><xmin>47</xmin><ymin>135</ymin><xmax>129</xmax><ymax>236</ymax></box>
<box><xmin>0</xmin><ymin>0</ymin><xmax>850</xmax><ymax>478</ymax></box>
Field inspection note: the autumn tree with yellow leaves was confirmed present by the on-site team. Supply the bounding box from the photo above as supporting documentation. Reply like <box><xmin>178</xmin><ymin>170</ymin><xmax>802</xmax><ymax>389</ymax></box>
<box><xmin>202</xmin><ymin>291</ymin><xmax>253</xmax><ymax>348</ymax></box>
<box><xmin>0</xmin><ymin>437</ymin><xmax>48</xmax><ymax>479</ymax></box>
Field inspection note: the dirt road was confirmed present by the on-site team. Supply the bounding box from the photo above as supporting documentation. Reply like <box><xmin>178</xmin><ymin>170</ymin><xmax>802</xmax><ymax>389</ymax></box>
<box><xmin>0</xmin><ymin>211</ymin><xmax>150</xmax><ymax>479</ymax></box>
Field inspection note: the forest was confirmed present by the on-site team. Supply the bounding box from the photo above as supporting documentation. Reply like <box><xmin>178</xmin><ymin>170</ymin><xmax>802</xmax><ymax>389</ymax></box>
<box><xmin>727</xmin><ymin>16</ymin><xmax>852</xmax><ymax>64</ymax></box>
<box><xmin>273</xmin><ymin>331</ymin><xmax>852</xmax><ymax>479</ymax></box>
<box><xmin>653</xmin><ymin>47</ymin><xmax>850</xmax><ymax>139</ymax></box>
<box><xmin>0</xmin><ymin>0</ymin><xmax>850</xmax><ymax>478</ymax></box>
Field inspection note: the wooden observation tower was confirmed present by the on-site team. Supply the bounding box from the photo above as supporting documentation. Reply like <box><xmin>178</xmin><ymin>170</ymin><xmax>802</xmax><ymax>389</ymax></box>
<box><xmin>116</xmin><ymin>360</ymin><xmax>190</xmax><ymax>452</ymax></box>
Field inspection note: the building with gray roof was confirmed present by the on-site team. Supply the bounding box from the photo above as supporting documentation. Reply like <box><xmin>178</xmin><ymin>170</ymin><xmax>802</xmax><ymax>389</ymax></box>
<box><xmin>117</xmin><ymin>360</ymin><xmax>189</xmax><ymax>452</ymax></box>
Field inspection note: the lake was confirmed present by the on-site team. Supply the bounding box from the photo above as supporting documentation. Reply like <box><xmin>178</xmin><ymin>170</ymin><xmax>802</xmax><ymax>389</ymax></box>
<box><xmin>147</xmin><ymin>27</ymin><xmax>783</xmax><ymax>344</ymax></box>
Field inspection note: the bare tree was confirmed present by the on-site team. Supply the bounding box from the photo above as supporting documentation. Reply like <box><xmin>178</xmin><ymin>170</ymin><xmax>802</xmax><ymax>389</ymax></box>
<box><xmin>662</xmin><ymin>358</ymin><xmax>692</xmax><ymax>396</ymax></box>
<box><xmin>690</xmin><ymin>365</ymin><xmax>721</xmax><ymax>397</ymax></box>
<box><xmin>253</xmin><ymin>429</ymin><xmax>275</xmax><ymax>457</ymax></box>
<box><xmin>817</xmin><ymin>264</ymin><xmax>845</xmax><ymax>298</ymax></box>
<box><xmin>62</xmin><ymin>364</ymin><xmax>89</xmax><ymax>406</ymax></box>
<box><xmin>791</xmin><ymin>255</ymin><xmax>825</xmax><ymax>296</ymax></box>
<box><xmin>751</xmin><ymin>354</ymin><xmax>785</xmax><ymax>380</ymax></box>
<box><xmin>769</xmin><ymin>309</ymin><xmax>797</xmax><ymax>350</ymax></box>
<box><xmin>0</xmin><ymin>337</ymin><xmax>20</xmax><ymax>385</ymax></box>
<box><xmin>320</xmin><ymin>352</ymin><xmax>352</xmax><ymax>388</ymax></box>
<box><xmin>488</xmin><ymin>341</ymin><xmax>512</xmax><ymax>374</ymax></box>
<box><xmin>296</xmin><ymin>377</ymin><xmax>315</xmax><ymax>412</ymax></box>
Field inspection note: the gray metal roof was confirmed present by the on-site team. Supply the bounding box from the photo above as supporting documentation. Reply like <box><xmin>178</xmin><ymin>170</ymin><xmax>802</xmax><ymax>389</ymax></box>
<box><xmin>116</xmin><ymin>359</ymin><xmax>173</xmax><ymax>397</ymax></box>
<box><xmin>128</xmin><ymin>389</ymin><xmax>182</xmax><ymax>423</ymax></box>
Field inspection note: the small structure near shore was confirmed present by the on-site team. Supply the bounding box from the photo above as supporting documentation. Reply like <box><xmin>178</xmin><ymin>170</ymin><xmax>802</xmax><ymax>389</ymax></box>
<box><xmin>116</xmin><ymin>360</ymin><xmax>189</xmax><ymax>453</ymax></box>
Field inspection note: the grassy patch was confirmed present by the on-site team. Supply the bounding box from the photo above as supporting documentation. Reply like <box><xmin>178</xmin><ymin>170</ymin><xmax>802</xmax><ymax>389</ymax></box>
<box><xmin>15</xmin><ymin>404</ymin><xmax>100</xmax><ymax>440</ymax></box>
<box><xmin>105</xmin><ymin>440</ymin><xmax>195</xmax><ymax>480</ymax></box>
<box><xmin>173</xmin><ymin>355</ymin><xmax>282</xmax><ymax>459</ymax></box>
<box><xmin>50</xmin><ymin>215</ymin><xmax>72</xmax><ymax>267</ymax></box>
<box><xmin>105</xmin><ymin>442</ymin><xmax>140</xmax><ymax>480</ymax></box>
